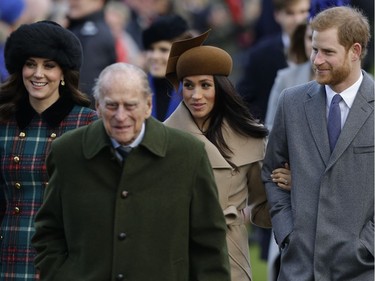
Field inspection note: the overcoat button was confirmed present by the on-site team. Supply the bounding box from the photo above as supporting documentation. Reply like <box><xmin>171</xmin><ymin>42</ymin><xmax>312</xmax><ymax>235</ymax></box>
<box><xmin>19</xmin><ymin>132</ymin><xmax>26</xmax><ymax>138</ymax></box>
<box><xmin>121</xmin><ymin>191</ymin><xmax>129</xmax><ymax>198</ymax></box>
<box><xmin>118</xmin><ymin>233</ymin><xmax>127</xmax><ymax>240</ymax></box>
<box><xmin>13</xmin><ymin>156</ymin><xmax>20</xmax><ymax>163</ymax></box>
<box><xmin>116</xmin><ymin>273</ymin><xmax>124</xmax><ymax>280</ymax></box>
<box><xmin>14</xmin><ymin>207</ymin><xmax>20</xmax><ymax>214</ymax></box>
<box><xmin>15</xmin><ymin>182</ymin><xmax>21</xmax><ymax>190</ymax></box>
<box><xmin>50</xmin><ymin>133</ymin><xmax>57</xmax><ymax>138</ymax></box>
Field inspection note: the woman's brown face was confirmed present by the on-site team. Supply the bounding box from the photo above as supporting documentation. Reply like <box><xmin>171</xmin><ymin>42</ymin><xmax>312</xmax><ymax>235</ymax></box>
<box><xmin>182</xmin><ymin>75</ymin><xmax>215</xmax><ymax>130</ymax></box>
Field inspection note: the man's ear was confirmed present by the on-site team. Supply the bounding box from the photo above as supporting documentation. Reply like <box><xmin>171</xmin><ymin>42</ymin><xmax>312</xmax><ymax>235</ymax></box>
<box><xmin>351</xmin><ymin>43</ymin><xmax>362</xmax><ymax>62</ymax></box>
<box><xmin>96</xmin><ymin>101</ymin><xmax>102</xmax><ymax>117</ymax></box>
<box><xmin>145</xmin><ymin>95</ymin><xmax>152</xmax><ymax>118</ymax></box>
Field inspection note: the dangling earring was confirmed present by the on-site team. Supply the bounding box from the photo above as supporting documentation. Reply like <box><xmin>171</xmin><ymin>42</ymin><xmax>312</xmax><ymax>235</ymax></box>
<box><xmin>61</xmin><ymin>80</ymin><xmax>65</xmax><ymax>86</ymax></box>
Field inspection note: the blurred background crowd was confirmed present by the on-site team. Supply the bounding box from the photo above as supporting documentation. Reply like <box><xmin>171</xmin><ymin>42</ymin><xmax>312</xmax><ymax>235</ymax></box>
<box><xmin>1</xmin><ymin>0</ymin><xmax>372</xmax><ymax>84</ymax></box>
<box><xmin>0</xmin><ymin>0</ymin><xmax>373</xmax><ymax>279</ymax></box>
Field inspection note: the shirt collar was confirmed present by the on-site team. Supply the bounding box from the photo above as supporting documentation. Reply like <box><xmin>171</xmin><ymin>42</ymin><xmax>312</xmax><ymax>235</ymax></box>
<box><xmin>111</xmin><ymin>122</ymin><xmax>146</xmax><ymax>149</ymax></box>
<box><xmin>325</xmin><ymin>73</ymin><xmax>363</xmax><ymax>109</ymax></box>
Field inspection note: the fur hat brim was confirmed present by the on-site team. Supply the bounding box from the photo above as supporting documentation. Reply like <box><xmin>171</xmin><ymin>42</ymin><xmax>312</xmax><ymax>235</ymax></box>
<box><xmin>4</xmin><ymin>20</ymin><xmax>83</xmax><ymax>74</ymax></box>
<box><xmin>142</xmin><ymin>14</ymin><xmax>189</xmax><ymax>50</ymax></box>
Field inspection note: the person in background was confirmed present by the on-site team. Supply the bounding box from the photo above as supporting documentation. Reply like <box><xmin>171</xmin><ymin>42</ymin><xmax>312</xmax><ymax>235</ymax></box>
<box><xmin>104</xmin><ymin>1</ymin><xmax>143</xmax><ymax>67</ymax></box>
<box><xmin>265</xmin><ymin>21</ymin><xmax>314</xmax><ymax>131</ymax></box>
<box><xmin>32</xmin><ymin>62</ymin><xmax>231</xmax><ymax>281</ymax></box>
<box><xmin>236</xmin><ymin>0</ymin><xmax>310</xmax><ymax>262</ymax></box>
<box><xmin>0</xmin><ymin>0</ymin><xmax>26</xmax><ymax>83</ymax></box>
<box><xmin>66</xmin><ymin>0</ymin><xmax>116</xmax><ymax>107</ymax></box>
<box><xmin>142</xmin><ymin>14</ymin><xmax>192</xmax><ymax>121</ymax></box>
<box><xmin>262</xmin><ymin>6</ymin><xmax>373</xmax><ymax>280</ymax></box>
<box><xmin>237</xmin><ymin>0</ymin><xmax>310</xmax><ymax>122</ymax></box>
<box><xmin>164</xmin><ymin>31</ymin><xmax>291</xmax><ymax>281</ymax></box>
<box><xmin>0</xmin><ymin>20</ymin><xmax>97</xmax><ymax>280</ymax></box>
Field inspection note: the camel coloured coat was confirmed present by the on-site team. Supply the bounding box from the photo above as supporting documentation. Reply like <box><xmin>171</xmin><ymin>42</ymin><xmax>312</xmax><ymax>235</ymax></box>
<box><xmin>165</xmin><ymin>103</ymin><xmax>271</xmax><ymax>281</ymax></box>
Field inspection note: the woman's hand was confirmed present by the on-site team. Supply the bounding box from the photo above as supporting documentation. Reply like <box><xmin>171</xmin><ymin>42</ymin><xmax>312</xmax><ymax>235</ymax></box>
<box><xmin>271</xmin><ymin>162</ymin><xmax>291</xmax><ymax>191</ymax></box>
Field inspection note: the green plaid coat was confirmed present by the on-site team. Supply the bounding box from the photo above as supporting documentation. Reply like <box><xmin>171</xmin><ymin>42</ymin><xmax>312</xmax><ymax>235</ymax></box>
<box><xmin>0</xmin><ymin>97</ymin><xmax>97</xmax><ymax>280</ymax></box>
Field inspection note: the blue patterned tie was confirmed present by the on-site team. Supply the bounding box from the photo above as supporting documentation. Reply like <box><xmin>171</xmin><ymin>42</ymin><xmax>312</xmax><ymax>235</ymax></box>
<box><xmin>327</xmin><ymin>94</ymin><xmax>343</xmax><ymax>152</ymax></box>
<box><xmin>117</xmin><ymin>146</ymin><xmax>132</xmax><ymax>163</ymax></box>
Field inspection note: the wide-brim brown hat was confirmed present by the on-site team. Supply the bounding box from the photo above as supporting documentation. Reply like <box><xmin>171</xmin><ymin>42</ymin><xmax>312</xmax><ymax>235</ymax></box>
<box><xmin>166</xmin><ymin>30</ymin><xmax>232</xmax><ymax>90</ymax></box>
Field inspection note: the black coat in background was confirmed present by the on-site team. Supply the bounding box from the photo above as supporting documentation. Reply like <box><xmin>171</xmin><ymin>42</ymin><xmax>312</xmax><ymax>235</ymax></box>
<box><xmin>236</xmin><ymin>34</ymin><xmax>287</xmax><ymax>122</ymax></box>
<box><xmin>68</xmin><ymin>11</ymin><xmax>117</xmax><ymax>106</ymax></box>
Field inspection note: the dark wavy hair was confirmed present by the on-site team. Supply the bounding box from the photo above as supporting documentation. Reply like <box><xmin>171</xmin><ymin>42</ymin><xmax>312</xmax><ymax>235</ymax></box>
<box><xmin>200</xmin><ymin>75</ymin><xmax>268</xmax><ymax>168</ymax></box>
<box><xmin>0</xmin><ymin>68</ymin><xmax>91</xmax><ymax>122</ymax></box>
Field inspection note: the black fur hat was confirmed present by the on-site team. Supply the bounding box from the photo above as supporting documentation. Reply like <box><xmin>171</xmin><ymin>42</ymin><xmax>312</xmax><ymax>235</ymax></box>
<box><xmin>4</xmin><ymin>20</ymin><xmax>83</xmax><ymax>74</ymax></box>
<box><xmin>142</xmin><ymin>14</ymin><xmax>189</xmax><ymax>50</ymax></box>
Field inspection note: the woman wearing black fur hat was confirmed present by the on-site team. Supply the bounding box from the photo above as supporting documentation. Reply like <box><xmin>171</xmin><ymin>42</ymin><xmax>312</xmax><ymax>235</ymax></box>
<box><xmin>164</xmin><ymin>31</ymin><xmax>291</xmax><ymax>281</ymax></box>
<box><xmin>142</xmin><ymin>14</ymin><xmax>193</xmax><ymax>121</ymax></box>
<box><xmin>0</xmin><ymin>20</ymin><xmax>98</xmax><ymax>280</ymax></box>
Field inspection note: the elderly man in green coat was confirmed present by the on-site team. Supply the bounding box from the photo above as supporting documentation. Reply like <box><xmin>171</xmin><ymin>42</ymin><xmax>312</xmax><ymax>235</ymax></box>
<box><xmin>32</xmin><ymin>63</ymin><xmax>230</xmax><ymax>281</ymax></box>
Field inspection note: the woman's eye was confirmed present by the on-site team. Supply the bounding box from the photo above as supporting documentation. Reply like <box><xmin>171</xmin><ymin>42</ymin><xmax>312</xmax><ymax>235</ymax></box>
<box><xmin>183</xmin><ymin>83</ymin><xmax>193</xmax><ymax>89</ymax></box>
<box><xmin>44</xmin><ymin>63</ymin><xmax>56</xmax><ymax>69</ymax></box>
<box><xmin>25</xmin><ymin>61</ymin><xmax>35</xmax><ymax>67</ymax></box>
<box><xmin>201</xmin><ymin>83</ymin><xmax>213</xmax><ymax>89</ymax></box>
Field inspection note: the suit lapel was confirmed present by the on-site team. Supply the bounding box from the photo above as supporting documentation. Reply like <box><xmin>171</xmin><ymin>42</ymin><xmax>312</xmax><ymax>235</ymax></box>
<box><xmin>327</xmin><ymin>73</ymin><xmax>374</xmax><ymax>169</ymax></box>
<box><xmin>304</xmin><ymin>84</ymin><xmax>331</xmax><ymax>166</ymax></box>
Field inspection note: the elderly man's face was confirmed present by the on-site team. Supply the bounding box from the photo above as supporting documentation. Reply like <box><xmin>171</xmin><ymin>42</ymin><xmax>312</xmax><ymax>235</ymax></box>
<box><xmin>96</xmin><ymin>73</ymin><xmax>152</xmax><ymax>146</ymax></box>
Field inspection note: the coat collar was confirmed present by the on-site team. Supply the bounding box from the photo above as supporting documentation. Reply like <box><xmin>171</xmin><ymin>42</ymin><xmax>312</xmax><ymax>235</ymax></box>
<box><xmin>68</xmin><ymin>10</ymin><xmax>104</xmax><ymax>27</ymax></box>
<box><xmin>16</xmin><ymin>95</ymin><xmax>75</xmax><ymax>129</ymax></box>
<box><xmin>164</xmin><ymin>102</ymin><xmax>265</xmax><ymax>168</ymax></box>
<box><xmin>83</xmin><ymin>117</ymin><xmax>168</xmax><ymax>160</ymax></box>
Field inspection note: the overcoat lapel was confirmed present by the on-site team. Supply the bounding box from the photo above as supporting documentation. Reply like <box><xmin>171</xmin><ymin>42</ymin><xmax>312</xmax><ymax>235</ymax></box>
<box><xmin>165</xmin><ymin>103</ymin><xmax>264</xmax><ymax>168</ymax></box>
<box><xmin>304</xmin><ymin>83</ymin><xmax>331</xmax><ymax>166</ymax></box>
<box><xmin>82</xmin><ymin>119</ymin><xmax>112</xmax><ymax>160</ymax></box>
<box><xmin>168</xmin><ymin>103</ymin><xmax>231</xmax><ymax>168</ymax></box>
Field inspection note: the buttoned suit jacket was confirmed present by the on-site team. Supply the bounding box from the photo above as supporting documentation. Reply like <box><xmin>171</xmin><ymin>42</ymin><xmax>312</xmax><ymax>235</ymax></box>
<box><xmin>262</xmin><ymin>71</ymin><xmax>374</xmax><ymax>281</ymax></box>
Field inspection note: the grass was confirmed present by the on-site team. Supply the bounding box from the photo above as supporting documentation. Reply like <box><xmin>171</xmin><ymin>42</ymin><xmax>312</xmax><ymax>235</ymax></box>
<box><xmin>249</xmin><ymin>240</ymin><xmax>268</xmax><ymax>281</ymax></box>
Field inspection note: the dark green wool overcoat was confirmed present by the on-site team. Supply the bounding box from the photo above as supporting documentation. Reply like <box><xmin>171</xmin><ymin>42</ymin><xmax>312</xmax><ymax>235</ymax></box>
<box><xmin>32</xmin><ymin>117</ymin><xmax>230</xmax><ymax>281</ymax></box>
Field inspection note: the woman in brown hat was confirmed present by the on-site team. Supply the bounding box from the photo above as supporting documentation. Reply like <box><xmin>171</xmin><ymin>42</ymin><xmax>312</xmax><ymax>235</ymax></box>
<box><xmin>0</xmin><ymin>20</ymin><xmax>98</xmax><ymax>280</ymax></box>
<box><xmin>164</xmin><ymin>31</ymin><xmax>291</xmax><ymax>281</ymax></box>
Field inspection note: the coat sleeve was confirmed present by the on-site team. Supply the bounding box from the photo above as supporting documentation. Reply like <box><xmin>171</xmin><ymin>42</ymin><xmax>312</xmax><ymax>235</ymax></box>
<box><xmin>189</xmin><ymin>148</ymin><xmax>231</xmax><ymax>281</ymax></box>
<box><xmin>261</xmin><ymin>91</ymin><xmax>293</xmax><ymax>246</ymax></box>
<box><xmin>265</xmin><ymin>69</ymin><xmax>287</xmax><ymax>130</ymax></box>
<box><xmin>247</xmin><ymin>161</ymin><xmax>272</xmax><ymax>228</ymax></box>
<box><xmin>31</xmin><ymin>148</ymin><xmax>68</xmax><ymax>281</ymax></box>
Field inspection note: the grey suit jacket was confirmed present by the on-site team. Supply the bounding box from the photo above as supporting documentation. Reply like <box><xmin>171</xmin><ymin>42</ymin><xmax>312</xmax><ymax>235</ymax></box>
<box><xmin>262</xmin><ymin>71</ymin><xmax>374</xmax><ymax>281</ymax></box>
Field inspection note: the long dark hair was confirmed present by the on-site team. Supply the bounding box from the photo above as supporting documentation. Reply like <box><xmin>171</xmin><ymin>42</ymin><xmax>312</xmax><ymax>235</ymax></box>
<box><xmin>202</xmin><ymin>75</ymin><xmax>268</xmax><ymax>168</ymax></box>
<box><xmin>0</xmin><ymin>68</ymin><xmax>91</xmax><ymax>123</ymax></box>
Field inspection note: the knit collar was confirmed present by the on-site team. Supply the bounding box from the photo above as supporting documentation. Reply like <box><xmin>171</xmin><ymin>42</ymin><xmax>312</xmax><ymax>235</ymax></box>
<box><xmin>16</xmin><ymin>95</ymin><xmax>75</xmax><ymax>129</ymax></box>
